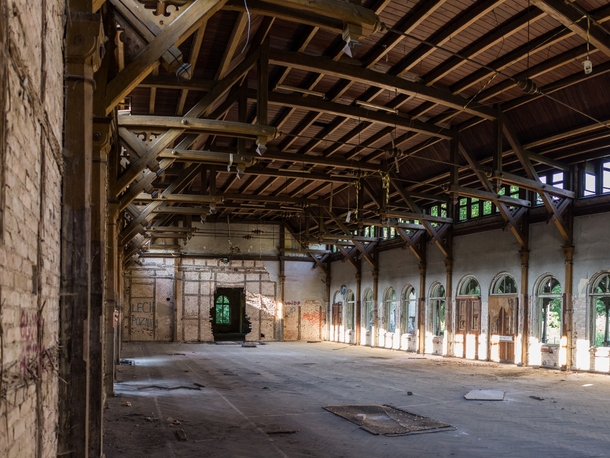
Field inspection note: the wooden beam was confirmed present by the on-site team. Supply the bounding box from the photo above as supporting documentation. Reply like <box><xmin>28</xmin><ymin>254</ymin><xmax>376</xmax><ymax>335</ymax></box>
<box><xmin>269</xmin><ymin>50</ymin><xmax>497</xmax><ymax>120</ymax></box>
<box><xmin>490</xmin><ymin>171</ymin><xmax>575</xmax><ymax>199</ymax></box>
<box><xmin>110</xmin><ymin>0</ymin><xmax>187</xmax><ymax>76</ymax></box>
<box><xmin>262</xmin><ymin>89</ymin><xmax>454</xmax><ymax>139</ymax></box>
<box><xmin>531</xmin><ymin>0</ymin><xmax>610</xmax><ymax>58</ymax></box>
<box><xmin>118</xmin><ymin>115</ymin><xmax>277</xmax><ymax>139</ymax></box>
<box><xmin>105</xmin><ymin>0</ymin><xmax>228</xmax><ymax>114</ymax></box>
<box><xmin>447</xmin><ymin>185</ymin><xmax>532</xmax><ymax>208</ymax></box>
<box><xmin>223</xmin><ymin>0</ymin><xmax>381</xmax><ymax>36</ymax></box>
<box><xmin>215</xmin><ymin>13</ymin><xmax>248</xmax><ymax>80</ymax></box>
<box><xmin>114</xmin><ymin>47</ymin><xmax>261</xmax><ymax>195</ymax></box>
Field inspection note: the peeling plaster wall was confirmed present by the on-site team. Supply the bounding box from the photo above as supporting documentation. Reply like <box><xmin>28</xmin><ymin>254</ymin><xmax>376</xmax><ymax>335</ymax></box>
<box><xmin>283</xmin><ymin>262</ymin><xmax>326</xmax><ymax>341</ymax></box>
<box><xmin>571</xmin><ymin>213</ymin><xmax>610</xmax><ymax>371</ymax></box>
<box><xmin>0</xmin><ymin>1</ymin><xmax>64</xmax><ymax>457</ymax></box>
<box><xmin>124</xmin><ymin>257</ymin><xmax>326</xmax><ymax>343</ymax></box>
<box><xmin>324</xmin><ymin>212</ymin><xmax>610</xmax><ymax>373</ymax></box>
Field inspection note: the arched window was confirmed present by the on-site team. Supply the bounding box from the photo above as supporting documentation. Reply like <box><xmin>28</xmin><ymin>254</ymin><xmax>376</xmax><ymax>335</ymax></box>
<box><xmin>459</xmin><ymin>276</ymin><xmax>481</xmax><ymax>296</ymax></box>
<box><xmin>215</xmin><ymin>295</ymin><xmax>230</xmax><ymax>324</ymax></box>
<box><xmin>385</xmin><ymin>287</ymin><xmax>397</xmax><ymax>333</ymax></box>
<box><xmin>345</xmin><ymin>290</ymin><xmax>355</xmax><ymax>330</ymax></box>
<box><xmin>491</xmin><ymin>273</ymin><xmax>518</xmax><ymax>295</ymax></box>
<box><xmin>401</xmin><ymin>286</ymin><xmax>416</xmax><ymax>334</ymax></box>
<box><xmin>591</xmin><ymin>273</ymin><xmax>610</xmax><ymax>347</ymax></box>
<box><xmin>364</xmin><ymin>289</ymin><xmax>374</xmax><ymax>332</ymax></box>
<box><xmin>537</xmin><ymin>276</ymin><xmax>562</xmax><ymax>344</ymax></box>
<box><xmin>430</xmin><ymin>283</ymin><xmax>446</xmax><ymax>337</ymax></box>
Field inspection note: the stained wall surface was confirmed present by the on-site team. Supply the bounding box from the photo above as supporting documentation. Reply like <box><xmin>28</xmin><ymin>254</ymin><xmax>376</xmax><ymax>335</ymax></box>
<box><xmin>329</xmin><ymin>213</ymin><xmax>610</xmax><ymax>373</ymax></box>
<box><xmin>0</xmin><ymin>1</ymin><xmax>65</xmax><ymax>457</ymax></box>
<box><xmin>124</xmin><ymin>257</ymin><xmax>327</xmax><ymax>343</ymax></box>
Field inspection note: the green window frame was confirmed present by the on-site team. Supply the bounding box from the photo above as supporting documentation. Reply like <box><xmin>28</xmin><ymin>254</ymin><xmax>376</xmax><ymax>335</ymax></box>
<box><xmin>215</xmin><ymin>295</ymin><xmax>231</xmax><ymax>324</ymax></box>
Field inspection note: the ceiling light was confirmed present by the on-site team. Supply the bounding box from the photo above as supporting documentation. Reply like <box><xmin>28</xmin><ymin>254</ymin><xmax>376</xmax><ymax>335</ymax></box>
<box><xmin>275</xmin><ymin>84</ymin><xmax>326</xmax><ymax>99</ymax></box>
<box><xmin>355</xmin><ymin>100</ymin><xmax>398</xmax><ymax>114</ymax></box>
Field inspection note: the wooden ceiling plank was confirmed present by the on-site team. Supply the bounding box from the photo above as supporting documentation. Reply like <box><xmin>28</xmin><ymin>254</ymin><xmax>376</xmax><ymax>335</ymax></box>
<box><xmin>425</xmin><ymin>8</ymin><xmax>545</xmax><ymax>86</ymax></box>
<box><xmin>389</xmin><ymin>0</ymin><xmax>507</xmax><ymax>77</ymax></box>
<box><xmin>263</xmin><ymin>89</ymin><xmax>455</xmax><ymax>139</ymax></box>
<box><xmin>363</xmin><ymin>0</ymin><xmax>446</xmax><ymax>69</ymax></box>
<box><xmin>532</xmin><ymin>0</ymin><xmax>610</xmax><ymax>58</ymax></box>
<box><xmin>269</xmin><ymin>50</ymin><xmax>497</xmax><ymax>119</ymax></box>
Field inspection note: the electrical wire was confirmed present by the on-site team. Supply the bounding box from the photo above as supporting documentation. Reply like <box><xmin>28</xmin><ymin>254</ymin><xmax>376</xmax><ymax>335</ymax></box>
<box><xmin>241</xmin><ymin>0</ymin><xmax>251</xmax><ymax>54</ymax></box>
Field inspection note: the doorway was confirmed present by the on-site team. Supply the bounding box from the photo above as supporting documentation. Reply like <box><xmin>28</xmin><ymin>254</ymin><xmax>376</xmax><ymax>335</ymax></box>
<box><xmin>212</xmin><ymin>288</ymin><xmax>247</xmax><ymax>341</ymax></box>
<box><xmin>457</xmin><ymin>298</ymin><xmax>481</xmax><ymax>360</ymax></box>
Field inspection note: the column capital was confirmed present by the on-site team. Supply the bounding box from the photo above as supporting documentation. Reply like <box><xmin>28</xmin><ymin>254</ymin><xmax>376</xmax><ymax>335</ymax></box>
<box><xmin>444</xmin><ymin>258</ymin><xmax>453</xmax><ymax>272</ymax></box>
<box><xmin>519</xmin><ymin>249</ymin><xmax>530</xmax><ymax>265</ymax></box>
<box><xmin>66</xmin><ymin>14</ymin><xmax>105</xmax><ymax>70</ymax></box>
<box><xmin>562</xmin><ymin>245</ymin><xmax>575</xmax><ymax>262</ymax></box>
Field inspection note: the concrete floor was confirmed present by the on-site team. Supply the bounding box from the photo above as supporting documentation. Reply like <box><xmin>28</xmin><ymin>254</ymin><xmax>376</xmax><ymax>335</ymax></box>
<box><xmin>104</xmin><ymin>342</ymin><xmax>610</xmax><ymax>458</ymax></box>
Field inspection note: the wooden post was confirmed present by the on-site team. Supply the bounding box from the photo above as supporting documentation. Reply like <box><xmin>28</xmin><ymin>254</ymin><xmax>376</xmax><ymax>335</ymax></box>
<box><xmin>372</xmin><ymin>267</ymin><xmax>379</xmax><ymax>347</ymax></box>
<box><xmin>279</xmin><ymin>223</ymin><xmax>285</xmax><ymax>341</ymax></box>
<box><xmin>355</xmin><ymin>265</ymin><xmax>362</xmax><ymax>345</ymax></box>
<box><xmin>87</xmin><ymin>117</ymin><xmax>111</xmax><ymax>457</ymax></box>
<box><xmin>520</xmin><ymin>249</ymin><xmax>530</xmax><ymax>366</ymax></box>
<box><xmin>563</xmin><ymin>245</ymin><xmax>575</xmax><ymax>371</ymax></box>
<box><xmin>418</xmin><ymin>258</ymin><xmax>427</xmax><ymax>354</ymax></box>
<box><xmin>444</xmin><ymin>256</ymin><xmax>453</xmax><ymax>357</ymax></box>
<box><xmin>59</xmin><ymin>6</ymin><xmax>104</xmax><ymax>456</ymax></box>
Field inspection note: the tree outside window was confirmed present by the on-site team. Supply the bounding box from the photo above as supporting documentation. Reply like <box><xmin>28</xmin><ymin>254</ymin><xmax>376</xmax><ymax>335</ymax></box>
<box><xmin>402</xmin><ymin>286</ymin><xmax>416</xmax><ymax>334</ymax></box>
<box><xmin>345</xmin><ymin>290</ymin><xmax>355</xmax><ymax>331</ymax></box>
<box><xmin>430</xmin><ymin>284</ymin><xmax>446</xmax><ymax>337</ymax></box>
<box><xmin>537</xmin><ymin>276</ymin><xmax>562</xmax><ymax>344</ymax></box>
<box><xmin>215</xmin><ymin>295</ymin><xmax>230</xmax><ymax>324</ymax></box>
<box><xmin>385</xmin><ymin>288</ymin><xmax>397</xmax><ymax>333</ymax></box>
<box><xmin>364</xmin><ymin>290</ymin><xmax>374</xmax><ymax>332</ymax></box>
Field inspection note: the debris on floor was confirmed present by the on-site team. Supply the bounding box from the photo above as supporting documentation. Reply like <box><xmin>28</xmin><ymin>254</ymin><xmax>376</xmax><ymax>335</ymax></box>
<box><xmin>194</xmin><ymin>382</ymin><xmax>205</xmax><ymax>388</ymax></box>
<box><xmin>323</xmin><ymin>404</ymin><xmax>455</xmax><ymax>436</ymax></box>
<box><xmin>174</xmin><ymin>429</ymin><xmax>188</xmax><ymax>441</ymax></box>
<box><xmin>464</xmin><ymin>390</ymin><xmax>505</xmax><ymax>401</ymax></box>
<box><xmin>242</xmin><ymin>342</ymin><xmax>257</xmax><ymax>347</ymax></box>
<box><xmin>167</xmin><ymin>417</ymin><xmax>181</xmax><ymax>425</ymax></box>
<box><xmin>266</xmin><ymin>430</ymin><xmax>298</xmax><ymax>435</ymax></box>
<box><xmin>124</xmin><ymin>401</ymin><xmax>131</xmax><ymax>407</ymax></box>
<box><xmin>530</xmin><ymin>395</ymin><xmax>545</xmax><ymax>401</ymax></box>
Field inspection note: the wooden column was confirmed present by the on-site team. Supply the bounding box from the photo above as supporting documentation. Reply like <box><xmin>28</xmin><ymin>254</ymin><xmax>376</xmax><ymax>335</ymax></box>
<box><xmin>563</xmin><ymin>245</ymin><xmax>575</xmax><ymax>371</ymax></box>
<box><xmin>519</xmin><ymin>249</ymin><xmax>530</xmax><ymax>366</ymax></box>
<box><xmin>89</xmin><ymin>119</ymin><xmax>111</xmax><ymax>456</ymax></box>
<box><xmin>279</xmin><ymin>223</ymin><xmax>285</xmax><ymax>341</ymax></box>
<box><xmin>444</xmin><ymin>256</ymin><xmax>453</xmax><ymax>357</ymax></box>
<box><xmin>355</xmin><ymin>264</ymin><xmax>362</xmax><ymax>345</ymax></box>
<box><xmin>418</xmin><ymin>260</ymin><xmax>427</xmax><ymax>354</ymax></box>
<box><xmin>59</xmin><ymin>6</ymin><xmax>104</xmax><ymax>457</ymax></box>
<box><xmin>372</xmin><ymin>267</ymin><xmax>379</xmax><ymax>347</ymax></box>
<box><xmin>325</xmin><ymin>260</ymin><xmax>332</xmax><ymax>341</ymax></box>
<box><xmin>105</xmin><ymin>203</ymin><xmax>119</xmax><ymax>394</ymax></box>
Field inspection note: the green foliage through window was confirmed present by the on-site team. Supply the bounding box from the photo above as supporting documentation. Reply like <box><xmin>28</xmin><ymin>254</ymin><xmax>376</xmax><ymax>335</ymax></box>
<box><xmin>215</xmin><ymin>295</ymin><xmax>230</xmax><ymax>324</ymax></box>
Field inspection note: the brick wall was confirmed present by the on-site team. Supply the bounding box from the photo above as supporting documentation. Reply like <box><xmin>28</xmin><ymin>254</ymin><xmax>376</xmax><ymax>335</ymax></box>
<box><xmin>124</xmin><ymin>258</ymin><xmax>280</xmax><ymax>342</ymax></box>
<box><xmin>0</xmin><ymin>1</ymin><xmax>64</xmax><ymax>457</ymax></box>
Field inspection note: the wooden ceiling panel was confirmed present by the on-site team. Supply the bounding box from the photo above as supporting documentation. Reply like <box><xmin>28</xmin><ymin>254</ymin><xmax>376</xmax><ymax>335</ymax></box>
<box><xmin>110</xmin><ymin>0</ymin><xmax>610</xmax><ymax>259</ymax></box>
